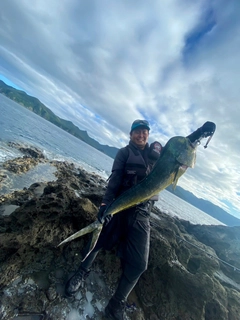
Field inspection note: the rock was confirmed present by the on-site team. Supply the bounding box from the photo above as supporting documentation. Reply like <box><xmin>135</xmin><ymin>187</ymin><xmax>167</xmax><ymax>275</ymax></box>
<box><xmin>7</xmin><ymin>142</ymin><xmax>45</xmax><ymax>159</ymax></box>
<box><xmin>3</xmin><ymin>156</ymin><xmax>44</xmax><ymax>174</ymax></box>
<box><xmin>0</xmin><ymin>143</ymin><xmax>47</xmax><ymax>193</ymax></box>
<box><xmin>0</xmin><ymin>148</ymin><xmax>240</xmax><ymax>319</ymax></box>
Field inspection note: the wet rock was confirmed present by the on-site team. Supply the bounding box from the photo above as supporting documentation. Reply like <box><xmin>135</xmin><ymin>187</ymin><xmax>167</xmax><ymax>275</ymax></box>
<box><xmin>7</xmin><ymin>142</ymin><xmax>45</xmax><ymax>159</ymax></box>
<box><xmin>0</xmin><ymin>172</ymin><xmax>7</xmax><ymax>182</ymax></box>
<box><xmin>0</xmin><ymin>149</ymin><xmax>240</xmax><ymax>319</ymax></box>
<box><xmin>3</xmin><ymin>157</ymin><xmax>44</xmax><ymax>174</ymax></box>
<box><xmin>0</xmin><ymin>143</ymin><xmax>47</xmax><ymax>194</ymax></box>
<box><xmin>2</xmin><ymin>143</ymin><xmax>45</xmax><ymax>174</ymax></box>
<box><xmin>46</xmin><ymin>285</ymin><xmax>57</xmax><ymax>301</ymax></box>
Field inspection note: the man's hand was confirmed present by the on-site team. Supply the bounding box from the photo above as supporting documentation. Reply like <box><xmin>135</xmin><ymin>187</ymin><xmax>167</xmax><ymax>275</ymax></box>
<box><xmin>98</xmin><ymin>204</ymin><xmax>113</xmax><ymax>226</ymax></box>
<box><xmin>103</xmin><ymin>214</ymin><xmax>112</xmax><ymax>227</ymax></box>
<box><xmin>201</xmin><ymin>121</ymin><xmax>216</xmax><ymax>137</ymax></box>
<box><xmin>97</xmin><ymin>205</ymin><xmax>107</xmax><ymax>224</ymax></box>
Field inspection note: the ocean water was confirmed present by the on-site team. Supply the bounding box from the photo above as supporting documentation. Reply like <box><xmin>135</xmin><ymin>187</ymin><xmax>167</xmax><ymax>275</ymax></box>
<box><xmin>0</xmin><ymin>94</ymin><xmax>224</xmax><ymax>226</ymax></box>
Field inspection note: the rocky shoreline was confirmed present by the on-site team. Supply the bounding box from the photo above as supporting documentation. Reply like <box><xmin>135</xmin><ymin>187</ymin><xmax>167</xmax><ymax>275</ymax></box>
<box><xmin>0</xmin><ymin>143</ymin><xmax>240</xmax><ymax>320</ymax></box>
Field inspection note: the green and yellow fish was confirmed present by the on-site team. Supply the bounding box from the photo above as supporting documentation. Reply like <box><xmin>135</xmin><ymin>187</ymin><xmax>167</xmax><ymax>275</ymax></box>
<box><xmin>58</xmin><ymin>136</ymin><xmax>197</xmax><ymax>259</ymax></box>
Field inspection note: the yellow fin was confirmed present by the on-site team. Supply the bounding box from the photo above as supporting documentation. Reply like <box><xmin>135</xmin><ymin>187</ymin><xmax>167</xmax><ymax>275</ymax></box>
<box><xmin>172</xmin><ymin>165</ymin><xmax>188</xmax><ymax>189</ymax></box>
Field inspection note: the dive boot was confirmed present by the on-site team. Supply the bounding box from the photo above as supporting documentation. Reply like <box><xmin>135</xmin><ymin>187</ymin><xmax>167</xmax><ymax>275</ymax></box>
<box><xmin>104</xmin><ymin>296</ymin><xmax>127</xmax><ymax>320</ymax></box>
<box><xmin>65</xmin><ymin>267</ymin><xmax>90</xmax><ymax>297</ymax></box>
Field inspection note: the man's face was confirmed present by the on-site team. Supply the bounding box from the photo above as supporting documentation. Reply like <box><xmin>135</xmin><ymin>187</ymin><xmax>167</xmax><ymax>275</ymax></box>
<box><xmin>130</xmin><ymin>127</ymin><xmax>149</xmax><ymax>149</ymax></box>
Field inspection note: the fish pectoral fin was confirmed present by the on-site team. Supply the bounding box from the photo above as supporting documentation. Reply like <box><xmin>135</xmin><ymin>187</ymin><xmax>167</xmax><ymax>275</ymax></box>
<box><xmin>81</xmin><ymin>227</ymin><xmax>102</xmax><ymax>261</ymax></box>
<box><xmin>57</xmin><ymin>220</ymin><xmax>102</xmax><ymax>247</ymax></box>
<box><xmin>172</xmin><ymin>165</ymin><xmax>188</xmax><ymax>189</ymax></box>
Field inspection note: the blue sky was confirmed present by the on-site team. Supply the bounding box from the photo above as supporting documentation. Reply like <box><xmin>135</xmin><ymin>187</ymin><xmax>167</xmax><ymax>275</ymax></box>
<box><xmin>0</xmin><ymin>0</ymin><xmax>239</xmax><ymax>219</ymax></box>
<box><xmin>0</xmin><ymin>75</ymin><xmax>23</xmax><ymax>90</ymax></box>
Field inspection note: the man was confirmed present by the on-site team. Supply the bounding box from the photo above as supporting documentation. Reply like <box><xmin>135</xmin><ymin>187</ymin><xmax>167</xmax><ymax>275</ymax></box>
<box><xmin>65</xmin><ymin>119</ymin><xmax>216</xmax><ymax>320</ymax></box>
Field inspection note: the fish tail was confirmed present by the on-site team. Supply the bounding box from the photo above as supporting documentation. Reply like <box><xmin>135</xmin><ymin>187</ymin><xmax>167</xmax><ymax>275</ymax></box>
<box><xmin>57</xmin><ymin>220</ymin><xmax>102</xmax><ymax>247</ymax></box>
<box><xmin>81</xmin><ymin>227</ymin><xmax>102</xmax><ymax>261</ymax></box>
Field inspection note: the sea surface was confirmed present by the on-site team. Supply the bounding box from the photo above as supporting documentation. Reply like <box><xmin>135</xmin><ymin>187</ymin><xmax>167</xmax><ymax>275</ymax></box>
<box><xmin>0</xmin><ymin>94</ymin><xmax>224</xmax><ymax>226</ymax></box>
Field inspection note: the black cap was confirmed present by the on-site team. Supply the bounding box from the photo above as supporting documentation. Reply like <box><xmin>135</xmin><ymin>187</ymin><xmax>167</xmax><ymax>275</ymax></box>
<box><xmin>130</xmin><ymin>119</ymin><xmax>150</xmax><ymax>133</ymax></box>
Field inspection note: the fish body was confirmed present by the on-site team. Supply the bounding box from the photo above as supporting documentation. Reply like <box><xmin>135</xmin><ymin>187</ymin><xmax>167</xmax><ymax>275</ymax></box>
<box><xmin>58</xmin><ymin>136</ymin><xmax>196</xmax><ymax>258</ymax></box>
<box><xmin>104</xmin><ymin>136</ymin><xmax>196</xmax><ymax>216</ymax></box>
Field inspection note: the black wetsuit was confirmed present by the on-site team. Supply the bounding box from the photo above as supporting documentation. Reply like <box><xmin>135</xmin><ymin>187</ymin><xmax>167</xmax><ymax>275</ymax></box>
<box><xmin>80</xmin><ymin>128</ymin><xmax>202</xmax><ymax>301</ymax></box>
<box><xmin>81</xmin><ymin>140</ymin><xmax>161</xmax><ymax>301</ymax></box>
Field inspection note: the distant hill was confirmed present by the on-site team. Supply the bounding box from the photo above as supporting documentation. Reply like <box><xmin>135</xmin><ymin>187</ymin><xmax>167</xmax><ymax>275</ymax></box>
<box><xmin>166</xmin><ymin>185</ymin><xmax>240</xmax><ymax>227</ymax></box>
<box><xmin>0</xmin><ymin>80</ymin><xmax>118</xmax><ymax>159</ymax></box>
<box><xmin>1</xmin><ymin>79</ymin><xmax>239</xmax><ymax>227</ymax></box>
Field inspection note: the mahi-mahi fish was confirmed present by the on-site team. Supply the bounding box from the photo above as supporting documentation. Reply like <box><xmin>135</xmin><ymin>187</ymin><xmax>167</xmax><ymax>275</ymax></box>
<box><xmin>58</xmin><ymin>136</ymin><xmax>198</xmax><ymax>259</ymax></box>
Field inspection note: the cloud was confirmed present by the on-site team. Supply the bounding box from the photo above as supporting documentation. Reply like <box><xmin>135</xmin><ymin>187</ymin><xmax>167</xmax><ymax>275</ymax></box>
<box><xmin>0</xmin><ymin>0</ymin><xmax>239</xmax><ymax>218</ymax></box>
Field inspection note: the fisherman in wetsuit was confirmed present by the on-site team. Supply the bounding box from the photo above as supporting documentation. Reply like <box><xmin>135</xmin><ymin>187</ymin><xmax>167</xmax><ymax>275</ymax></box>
<box><xmin>65</xmin><ymin>119</ymin><xmax>216</xmax><ymax>320</ymax></box>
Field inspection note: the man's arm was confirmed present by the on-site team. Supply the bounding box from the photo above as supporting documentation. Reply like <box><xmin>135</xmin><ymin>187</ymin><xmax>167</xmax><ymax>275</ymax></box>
<box><xmin>101</xmin><ymin>147</ymin><xmax>128</xmax><ymax>206</ymax></box>
<box><xmin>97</xmin><ymin>148</ymin><xmax>128</xmax><ymax>223</ymax></box>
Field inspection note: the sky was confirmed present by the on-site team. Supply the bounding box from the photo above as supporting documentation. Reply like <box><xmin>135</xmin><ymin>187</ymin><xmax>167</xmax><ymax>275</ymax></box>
<box><xmin>0</xmin><ymin>0</ymin><xmax>239</xmax><ymax>219</ymax></box>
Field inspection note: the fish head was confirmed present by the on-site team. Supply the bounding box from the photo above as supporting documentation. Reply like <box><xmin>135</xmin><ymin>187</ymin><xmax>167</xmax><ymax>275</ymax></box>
<box><xmin>167</xmin><ymin>136</ymin><xmax>197</xmax><ymax>168</ymax></box>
